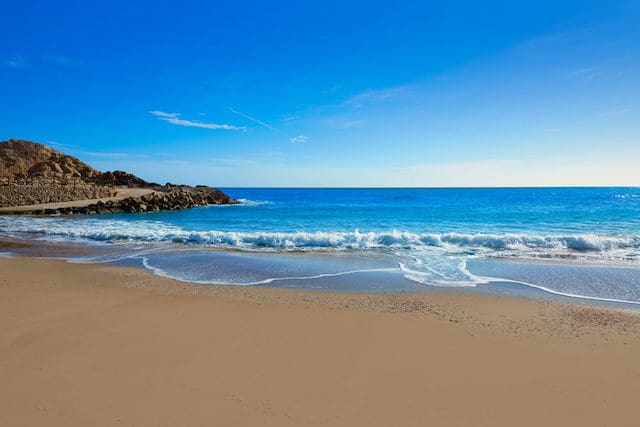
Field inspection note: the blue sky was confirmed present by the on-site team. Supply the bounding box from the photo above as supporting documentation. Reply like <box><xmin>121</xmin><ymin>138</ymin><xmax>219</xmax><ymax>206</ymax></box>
<box><xmin>1</xmin><ymin>0</ymin><xmax>639</xmax><ymax>186</ymax></box>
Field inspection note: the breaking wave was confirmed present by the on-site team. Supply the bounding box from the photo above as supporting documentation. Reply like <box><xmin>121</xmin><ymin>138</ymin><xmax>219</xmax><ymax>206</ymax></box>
<box><xmin>233</xmin><ymin>198</ymin><xmax>274</xmax><ymax>207</ymax></box>
<box><xmin>1</xmin><ymin>216</ymin><xmax>639</xmax><ymax>262</ymax></box>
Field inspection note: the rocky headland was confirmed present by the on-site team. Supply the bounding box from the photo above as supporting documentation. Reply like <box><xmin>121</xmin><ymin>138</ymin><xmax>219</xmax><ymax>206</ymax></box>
<box><xmin>0</xmin><ymin>139</ymin><xmax>238</xmax><ymax>214</ymax></box>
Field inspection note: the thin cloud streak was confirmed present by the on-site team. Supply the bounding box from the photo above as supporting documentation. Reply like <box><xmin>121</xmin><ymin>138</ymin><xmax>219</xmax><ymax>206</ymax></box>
<box><xmin>74</xmin><ymin>150</ymin><xmax>130</xmax><ymax>159</ymax></box>
<box><xmin>343</xmin><ymin>85</ymin><xmax>413</xmax><ymax>108</ymax></box>
<box><xmin>149</xmin><ymin>111</ymin><xmax>245</xmax><ymax>131</ymax></box>
<box><xmin>149</xmin><ymin>111</ymin><xmax>178</xmax><ymax>118</ymax></box>
<box><xmin>227</xmin><ymin>107</ymin><xmax>276</xmax><ymax>130</ymax></box>
<box><xmin>567</xmin><ymin>67</ymin><xmax>605</xmax><ymax>82</ymax></box>
<box><xmin>47</xmin><ymin>141</ymin><xmax>132</xmax><ymax>159</ymax></box>
<box><xmin>3</xmin><ymin>55</ymin><xmax>27</xmax><ymax>69</ymax></box>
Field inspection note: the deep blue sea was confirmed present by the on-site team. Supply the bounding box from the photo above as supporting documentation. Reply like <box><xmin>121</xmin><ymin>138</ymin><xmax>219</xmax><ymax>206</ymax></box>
<box><xmin>2</xmin><ymin>187</ymin><xmax>640</xmax><ymax>304</ymax></box>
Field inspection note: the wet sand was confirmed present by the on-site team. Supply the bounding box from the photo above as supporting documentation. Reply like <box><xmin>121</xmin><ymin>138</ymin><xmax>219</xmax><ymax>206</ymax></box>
<box><xmin>1</xmin><ymin>257</ymin><xmax>639</xmax><ymax>426</ymax></box>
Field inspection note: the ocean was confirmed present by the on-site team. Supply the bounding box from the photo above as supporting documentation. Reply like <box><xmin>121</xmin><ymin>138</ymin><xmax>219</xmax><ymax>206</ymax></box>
<box><xmin>1</xmin><ymin>187</ymin><xmax>640</xmax><ymax>305</ymax></box>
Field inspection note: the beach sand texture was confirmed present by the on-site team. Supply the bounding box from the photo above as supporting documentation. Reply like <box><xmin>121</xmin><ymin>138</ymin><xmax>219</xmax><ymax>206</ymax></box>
<box><xmin>1</xmin><ymin>257</ymin><xmax>639</xmax><ymax>426</ymax></box>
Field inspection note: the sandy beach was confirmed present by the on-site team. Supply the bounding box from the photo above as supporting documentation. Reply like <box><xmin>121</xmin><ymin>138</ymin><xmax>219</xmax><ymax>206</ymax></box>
<box><xmin>1</xmin><ymin>257</ymin><xmax>639</xmax><ymax>426</ymax></box>
<box><xmin>4</xmin><ymin>0</ymin><xmax>640</xmax><ymax>425</ymax></box>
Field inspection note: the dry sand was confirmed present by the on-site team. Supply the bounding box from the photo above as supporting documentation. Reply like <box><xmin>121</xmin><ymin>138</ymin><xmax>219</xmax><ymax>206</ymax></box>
<box><xmin>0</xmin><ymin>187</ymin><xmax>155</xmax><ymax>213</ymax></box>
<box><xmin>1</xmin><ymin>257</ymin><xmax>639</xmax><ymax>426</ymax></box>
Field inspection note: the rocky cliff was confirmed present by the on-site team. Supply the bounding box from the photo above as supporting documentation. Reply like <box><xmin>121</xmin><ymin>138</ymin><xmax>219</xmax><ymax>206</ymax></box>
<box><xmin>0</xmin><ymin>139</ymin><xmax>156</xmax><ymax>186</ymax></box>
<box><xmin>0</xmin><ymin>139</ymin><xmax>238</xmax><ymax>213</ymax></box>
<box><xmin>1</xmin><ymin>139</ymin><xmax>101</xmax><ymax>181</ymax></box>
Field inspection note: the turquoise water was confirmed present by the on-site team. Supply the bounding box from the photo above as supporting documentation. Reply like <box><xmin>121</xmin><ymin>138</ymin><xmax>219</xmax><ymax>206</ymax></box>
<box><xmin>1</xmin><ymin>187</ymin><xmax>640</xmax><ymax>303</ymax></box>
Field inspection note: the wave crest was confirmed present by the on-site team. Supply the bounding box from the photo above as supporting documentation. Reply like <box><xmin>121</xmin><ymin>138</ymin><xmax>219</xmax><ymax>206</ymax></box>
<box><xmin>1</xmin><ymin>217</ymin><xmax>639</xmax><ymax>261</ymax></box>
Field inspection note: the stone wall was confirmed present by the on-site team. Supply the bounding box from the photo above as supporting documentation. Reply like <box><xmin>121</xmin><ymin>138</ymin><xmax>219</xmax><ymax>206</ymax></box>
<box><xmin>0</xmin><ymin>179</ymin><xmax>116</xmax><ymax>207</ymax></box>
<box><xmin>0</xmin><ymin>186</ymin><xmax>238</xmax><ymax>214</ymax></box>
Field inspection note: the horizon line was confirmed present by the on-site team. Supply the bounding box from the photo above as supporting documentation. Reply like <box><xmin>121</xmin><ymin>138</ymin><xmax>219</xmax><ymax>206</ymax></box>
<box><xmin>216</xmin><ymin>185</ymin><xmax>640</xmax><ymax>189</ymax></box>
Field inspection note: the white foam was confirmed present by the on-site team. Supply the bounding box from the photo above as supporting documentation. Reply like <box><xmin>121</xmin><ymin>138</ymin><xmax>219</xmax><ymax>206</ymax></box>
<box><xmin>476</xmin><ymin>275</ymin><xmax>640</xmax><ymax>306</ymax></box>
<box><xmin>68</xmin><ymin>248</ymin><xmax>165</xmax><ymax>264</ymax></box>
<box><xmin>399</xmin><ymin>258</ymin><xmax>490</xmax><ymax>287</ymax></box>
<box><xmin>2</xmin><ymin>216</ymin><xmax>639</xmax><ymax>261</ymax></box>
<box><xmin>139</xmin><ymin>253</ymin><xmax>640</xmax><ymax>304</ymax></box>
<box><xmin>235</xmin><ymin>199</ymin><xmax>274</xmax><ymax>206</ymax></box>
<box><xmin>140</xmin><ymin>256</ymin><xmax>396</xmax><ymax>286</ymax></box>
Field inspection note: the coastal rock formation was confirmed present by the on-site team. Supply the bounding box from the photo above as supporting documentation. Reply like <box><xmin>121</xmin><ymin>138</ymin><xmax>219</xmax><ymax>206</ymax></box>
<box><xmin>0</xmin><ymin>139</ymin><xmax>101</xmax><ymax>181</ymax></box>
<box><xmin>0</xmin><ymin>139</ymin><xmax>237</xmax><ymax>213</ymax></box>
<box><xmin>41</xmin><ymin>187</ymin><xmax>236</xmax><ymax>215</ymax></box>
<box><xmin>92</xmin><ymin>170</ymin><xmax>156</xmax><ymax>188</ymax></box>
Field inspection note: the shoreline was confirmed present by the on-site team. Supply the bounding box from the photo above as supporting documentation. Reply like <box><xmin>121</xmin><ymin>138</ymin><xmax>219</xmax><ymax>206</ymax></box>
<box><xmin>2</xmin><ymin>236</ymin><xmax>640</xmax><ymax>309</ymax></box>
<box><xmin>3</xmin><ymin>255</ymin><xmax>640</xmax><ymax>324</ymax></box>
<box><xmin>1</xmin><ymin>256</ymin><xmax>639</xmax><ymax>426</ymax></box>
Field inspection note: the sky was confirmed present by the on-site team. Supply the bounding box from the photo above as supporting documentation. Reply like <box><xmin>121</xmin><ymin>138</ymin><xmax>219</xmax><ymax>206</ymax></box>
<box><xmin>1</xmin><ymin>0</ymin><xmax>639</xmax><ymax>187</ymax></box>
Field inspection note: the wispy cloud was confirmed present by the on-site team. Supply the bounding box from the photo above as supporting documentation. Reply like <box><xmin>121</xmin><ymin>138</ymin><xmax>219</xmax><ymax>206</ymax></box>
<box><xmin>289</xmin><ymin>135</ymin><xmax>309</xmax><ymax>143</ymax></box>
<box><xmin>43</xmin><ymin>54</ymin><xmax>83</xmax><ymax>67</ymax></box>
<box><xmin>149</xmin><ymin>111</ymin><xmax>245</xmax><ymax>131</ymax></box>
<box><xmin>75</xmin><ymin>150</ymin><xmax>130</xmax><ymax>159</ymax></box>
<box><xmin>47</xmin><ymin>141</ymin><xmax>132</xmax><ymax>159</ymax></box>
<box><xmin>567</xmin><ymin>67</ymin><xmax>604</xmax><ymax>82</ymax></box>
<box><xmin>3</xmin><ymin>55</ymin><xmax>27</xmax><ymax>69</ymax></box>
<box><xmin>596</xmin><ymin>108</ymin><xmax>633</xmax><ymax>118</ymax></box>
<box><xmin>149</xmin><ymin>111</ymin><xmax>178</xmax><ymax>118</ymax></box>
<box><xmin>227</xmin><ymin>107</ymin><xmax>276</xmax><ymax>130</ymax></box>
<box><xmin>344</xmin><ymin>85</ymin><xmax>412</xmax><ymax>108</ymax></box>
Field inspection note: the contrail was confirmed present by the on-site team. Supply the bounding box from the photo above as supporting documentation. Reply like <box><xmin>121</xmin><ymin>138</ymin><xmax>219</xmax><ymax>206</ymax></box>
<box><xmin>226</xmin><ymin>107</ymin><xmax>276</xmax><ymax>131</ymax></box>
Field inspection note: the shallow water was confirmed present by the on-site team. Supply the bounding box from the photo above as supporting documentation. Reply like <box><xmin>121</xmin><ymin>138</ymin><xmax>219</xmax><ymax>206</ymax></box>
<box><xmin>1</xmin><ymin>187</ymin><xmax>639</xmax><ymax>304</ymax></box>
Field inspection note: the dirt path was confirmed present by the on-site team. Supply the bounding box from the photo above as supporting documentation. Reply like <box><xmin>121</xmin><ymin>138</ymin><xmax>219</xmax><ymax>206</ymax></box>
<box><xmin>0</xmin><ymin>187</ymin><xmax>156</xmax><ymax>213</ymax></box>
